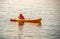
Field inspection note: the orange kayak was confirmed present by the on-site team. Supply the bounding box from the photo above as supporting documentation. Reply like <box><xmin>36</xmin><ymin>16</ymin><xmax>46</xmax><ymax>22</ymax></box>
<box><xmin>10</xmin><ymin>18</ymin><xmax>42</xmax><ymax>23</ymax></box>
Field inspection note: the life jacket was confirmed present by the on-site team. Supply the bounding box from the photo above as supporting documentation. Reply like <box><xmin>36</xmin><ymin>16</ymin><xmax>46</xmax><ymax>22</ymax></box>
<box><xmin>18</xmin><ymin>14</ymin><xmax>24</xmax><ymax>19</ymax></box>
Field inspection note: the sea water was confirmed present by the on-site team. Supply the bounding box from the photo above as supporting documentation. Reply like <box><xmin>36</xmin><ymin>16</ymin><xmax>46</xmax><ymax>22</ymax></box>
<box><xmin>0</xmin><ymin>0</ymin><xmax>60</xmax><ymax>39</ymax></box>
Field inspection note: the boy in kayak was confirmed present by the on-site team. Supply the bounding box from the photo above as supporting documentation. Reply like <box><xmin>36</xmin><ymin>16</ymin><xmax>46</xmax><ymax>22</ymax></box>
<box><xmin>18</xmin><ymin>13</ymin><xmax>25</xmax><ymax>30</ymax></box>
<box><xmin>18</xmin><ymin>13</ymin><xmax>24</xmax><ymax>19</ymax></box>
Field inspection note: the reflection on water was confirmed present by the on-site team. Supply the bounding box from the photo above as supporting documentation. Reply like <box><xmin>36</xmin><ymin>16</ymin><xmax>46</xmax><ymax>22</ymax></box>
<box><xmin>0</xmin><ymin>0</ymin><xmax>60</xmax><ymax>39</ymax></box>
<box><xmin>18</xmin><ymin>30</ymin><xmax>23</xmax><ymax>39</ymax></box>
<box><xmin>18</xmin><ymin>22</ymin><xmax>41</xmax><ymax>30</ymax></box>
<box><xmin>18</xmin><ymin>22</ymin><xmax>41</xmax><ymax>39</ymax></box>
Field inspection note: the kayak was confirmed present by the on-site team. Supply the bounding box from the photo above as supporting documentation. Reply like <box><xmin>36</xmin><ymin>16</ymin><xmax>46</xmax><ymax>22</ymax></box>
<box><xmin>10</xmin><ymin>18</ymin><xmax>42</xmax><ymax>23</ymax></box>
<box><xmin>10</xmin><ymin>14</ymin><xmax>42</xmax><ymax>27</ymax></box>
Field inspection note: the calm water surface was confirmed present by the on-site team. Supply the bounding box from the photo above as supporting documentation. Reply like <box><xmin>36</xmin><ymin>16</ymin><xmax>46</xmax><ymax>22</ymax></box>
<box><xmin>0</xmin><ymin>0</ymin><xmax>60</xmax><ymax>39</ymax></box>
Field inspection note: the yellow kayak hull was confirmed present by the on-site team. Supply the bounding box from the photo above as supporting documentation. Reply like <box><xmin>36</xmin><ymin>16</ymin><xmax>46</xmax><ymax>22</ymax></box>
<box><xmin>10</xmin><ymin>18</ymin><xmax>42</xmax><ymax>23</ymax></box>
